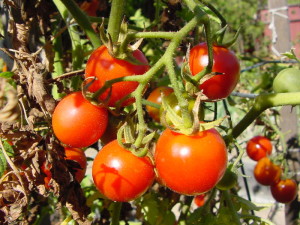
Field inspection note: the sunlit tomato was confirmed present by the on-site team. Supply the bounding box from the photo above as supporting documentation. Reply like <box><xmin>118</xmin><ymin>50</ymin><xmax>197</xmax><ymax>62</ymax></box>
<box><xmin>79</xmin><ymin>0</ymin><xmax>99</xmax><ymax>17</ymax></box>
<box><xmin>246</xmin><ymin>136</ymin><xmax>272</xmax><ymax>161</ymax></box>
<box><xmin>65</xmin><ymin>147</ymin><xmax>87</xmax><ymax>183</ymax></box>
<box><xmin>85</xmin><ymin>45</ymin><xmax>149</xmax><ymax>107</ymax></box>
<box><xmin>189</xmin><ymin>43</ymin><xmax>240</xmax><ymax>100</ymax></box>
<box><xmin>159</xmin><ymin>93</ymin><xmax>195</xmax><ymax>126</ymax></box>
<box><xmin>52</xmin><ymin>92</ymin><xmax>108</xmax><ymax>148</ymax></box>
<box><xmin>92</xmin><ymin>140</ymin><xmax>155</xmax><ymax>202</ymax></box>
<box><xmin>146</xmin><ymin>86</ymin><xmax>174</xmax><ymax>122</ymax></box>
<box><xmin>194</xmin><ymin>194</ymin><xmax>206</xmax><ymax>207</ymax></box>
<box><xmin>216</xmin><ymin>168</ymin><xmax>238</xmax><ymax>191</ymax></box>
<box><xmin>254</xmin><ymin>157</ymin><xmax>281</xmax><ymax>186</ymax></box>
<box><xmin>41</xmin><ymin>162</ymin><xmax>52</xmax><ymax>189</ymax></box>
<box><xmin>271</xmin><ymin>179</ymin><xmax>298</xmax><ymax>203</ymax></box>
<box><xmin>273</xmin><ymin>68</ymin><xmax>300</xmax><ymax>93</ymax></box>
<box><xmin>155</xmin><ymin>128</ymin><xmax>227</xmax><ymax>195</ymax></box>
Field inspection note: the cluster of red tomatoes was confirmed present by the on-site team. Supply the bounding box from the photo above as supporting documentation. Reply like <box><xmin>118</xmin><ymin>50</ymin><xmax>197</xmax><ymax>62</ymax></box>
<box><xmin>246</xmin><ymin>136</ymin><xmax>298</xmax><ymax>204</ymax></box>
<box><xmin>49</xmin><ymin>42</ymin><xmax>241</xmax><ymax>202</ymax></box>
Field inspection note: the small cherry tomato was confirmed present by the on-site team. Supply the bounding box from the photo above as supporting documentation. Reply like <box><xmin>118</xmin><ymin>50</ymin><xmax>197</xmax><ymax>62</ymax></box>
<box><xmin>254</xmin><ymin>157</ymin><xmax>281</xmax><ymax>186</ymax></box>
<box><xmin>273</xmin><ymin>68</ymin><xmax>300</xmax><ymax>93</ymax></box>
<box><xmin>65</xmin><ymin>147</ymin><xmax>87</xmax><ymax>183</ymax></box>
<box><xmin>146</xmin><ymin>86</ymin><xmax>174</xmax><ymax>122</ymax></box>
<box><xmin>92</xmin><ymin>140</ymin><xmax>155</xmax><ymax>202</ymax></box>
<box><xmin>189</xmin><ymin>42</ymin><xmax>240</xmax><ymax>100</ymax></box>
<box><xmin>155</xmin><ymin>128</ymin><xmax>227</xmax><ymax>195</ymax></box>
<box><xmin>52</xmin><ymin>92</ymin><xmax>108</xmax><ymax>148</ymax></box>
<box><xmin>85</xmin><ymin>45</ymin><xmax>149</xmax><ymax>107</ymax></box>
<box><xmin>271</xmin><ymin>179</ymin><xmax>298</xmax><ymax>203</ymax></box>
<box><xmin>194</xmin><ymin>194</ymin><xmax>206</xmax><ymax>207</ymax></box>
<box><xmin>246</xmin><ymin>136</ymin><xmax>272</xmax><ymax>161</ymax></box>
<box><xmin>216</xmin><ymin>168</ymin><xmax>238</xmax><ymax>191</ymax></box>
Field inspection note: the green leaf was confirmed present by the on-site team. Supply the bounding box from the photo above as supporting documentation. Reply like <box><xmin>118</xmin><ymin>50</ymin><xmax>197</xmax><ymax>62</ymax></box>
<box><xmin>234</xmin><ymin>195</ymin><xmax>265</xmax><ymax>212</ymax></box>
<box><xmin>2</xmin><ymin>140</ymin><xmax>14</xmax><ymax>157</ymax></box>
<box><xmin>0</xmin><ymin>148</ymin><xmax>7</xmax><ymax>178</ymax></box>
<box><xmin>0</xmin><ymin>71</ymin><xmax>14</xmax><ymax>79</ymax></box>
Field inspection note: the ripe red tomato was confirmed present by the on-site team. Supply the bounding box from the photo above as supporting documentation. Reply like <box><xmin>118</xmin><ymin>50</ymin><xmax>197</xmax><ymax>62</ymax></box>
<box><xmin>194</xmin><ymin>194</ymin><xmax>206</xmax><ymax>207</ymax></box>
<box><xmin>146</xmin><ymin>86</ymin><xmax>174</xmax><ymax>122</ymax></box>
<box><xmin>155</xmin><ymin>128</ymin><xmax>227</xmax><ymax>195</ymax></box>
<box><xmin>41</xmin><ymin>162</ymin><xmax>52</xmax><ymax>189</ymax></box>
<box><xmin>65</xmin><ymin>147</ymin><xmax>87</xmax><ymax>183</ymax></box>
<box><xmin>85</xmin><ymin>45</ymin><xmax>150</xmax><ymax>107</ymax></box>
<box><xmin>246</xmin><ymin>136</ymin><xmax>272</xmax><ymax>161</ymax></box>
<box><xmin>92</xmin><ymin>140</ymin><xmax>155</xmax><ymax>202</ymax></box>
<box><xmin>254</xmin><ymin>157</ymin><xmax>281</xmax><ymax>186</ymax></box>
<box><xmin>189</xmin><ymin>43</ymin><xmax>240</xmax><ymax>100</ymax></box>
<box><xmin>271</xmin><ymin>179</ymin><xmax>298</xmax><ymax>203</ymax></box>
<box><xmin>52</xmin><ymin>92</ymin><xmax>108</xmax><ymax>148</ymax></box>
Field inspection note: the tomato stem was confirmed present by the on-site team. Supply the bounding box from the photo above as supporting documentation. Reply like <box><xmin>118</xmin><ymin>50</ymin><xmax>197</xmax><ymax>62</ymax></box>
<box><xmin>107</xmin><ymin>0</ymin><xmax>125</xmax><ymax>43</ymax></box>
<box><xmin>110</xmin><ymin>202</ymin><xmax>122</xmax><ymax>225</ymax></box>
<box><xmin>231</xmin><ymin>92</ymin><xmax>300</xmax><ymax>139</ymax></box>
<box><xmin>223</xmin><ymin>190</ymin><xmax>242</xmax><ymax>225</ymax></box>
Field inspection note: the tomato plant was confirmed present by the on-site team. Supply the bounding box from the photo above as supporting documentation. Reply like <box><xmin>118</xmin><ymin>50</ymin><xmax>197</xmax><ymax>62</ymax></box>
<box><xmin>159</xmin><ymin>92</ymin><xmax>195</xmax><ymax>126</ymax></box>
<box><xmin>92</xmin><ymin>140</ymin><xmax>155</xmax><ymax>202</ymax></box>
<box><xmin>216</xmin><ymin>168</ymin><xmax>238</xmax><ymax>191</ymax></box>
<box><xmin>146</xmin><ymin>86</ymin><xmax>173</xmax><ymax>122</ymax></box>
<box><xmin>64</xmin><ymin>147</ymin><xmax>87</xmax><ymax>183</ymax></box>
<box><xmin>85</xmin><ymin>45</ymin><xmax>150</xmax><ymax>107</ymax></box>
<box><xmin>271</xmin><ymin>178</ymin><xmax>298</xmax><ymax>203</ymax></box>
<box><xmin>246</xmin><ymin>136</ymin><xmax>273</xmax><ymax>161</ymax></box>
<box><xmin>52</xmin><ymin>91</ymin><xmax>108</xmax><ymax>148</ymax></box>
<box><xmin>273</xmin><ymin>68</ymin><xmax>300</xmax><ymax>93</ymax></box>
<box><xmin>155</xmin><ymin>128</ymin><xmax>227</xmax><ymax>195</ymax></box>
<box><xmin>189</xmin><ymin>42</ymin><xmax>240</xmax><ymax>100</ymax></box>
<box><xmin>254</xmin><ymin>157</ymin><xmax>281</xmax><ymax>186</ymax></box>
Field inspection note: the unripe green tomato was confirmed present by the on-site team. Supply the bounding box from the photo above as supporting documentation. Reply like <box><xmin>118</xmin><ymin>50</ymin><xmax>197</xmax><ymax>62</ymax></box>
<box><xmin>216</xmin><ymin>168</ymin><xmax>238</xmax><ymax>190</ymax></box>
<box><xmin>273</xmin><ymin>68</ymin><xmax>300</xmax><ymax>93</ymax></box>
<box><xmin>159</xmin><ymin>93</ymin><xmax>195</xmax><ymax>126</ymax></box>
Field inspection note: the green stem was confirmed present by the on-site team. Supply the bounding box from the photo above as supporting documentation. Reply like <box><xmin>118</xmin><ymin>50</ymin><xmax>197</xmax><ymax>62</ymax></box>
<box><xmin>231</xmin><ymin>92</ymin><xmax>300</xmax><ymax>139</ymax></box>
<box><xmin>55</xmin><ymin>0</ymin><xmax>101</xmax><ymax>48</ymax></box>
<box><xmin>111</xmin><ymin>202</ymin><xmax>122</xmax><ymax>225</ymax></box>
<box><xmin>107</xmin><ymin>0</ymin><xmax>125</xmax><ymax>43</ymax></box>
<box><xmin>223</xmin><ymin>190</ymin><xmax>242</xmax><ymax>225</ymax></box>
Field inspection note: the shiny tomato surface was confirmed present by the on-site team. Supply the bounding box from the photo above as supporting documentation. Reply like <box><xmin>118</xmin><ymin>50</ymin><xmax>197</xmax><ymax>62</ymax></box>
<box><xmin>65</xmin><ymin>147</ymin><xmax>87</xmax><ymax>183</ymax></box>
<box><xmin>85</xmin><ymin>45</ymin><xmax>149</xmax><ymax>107</ymax></box>
<box><xmin>52</xmin><ymin>92</ymin><xmax>108</xmax><ymax>148</ymax></box>
<box><xmin>254</xmin><ymin>157</ymin><xmax>281</xmax><ymax>186</ymax></box>
<box><xmin>92</xmin><ymin>140</ymin><xmax>155</xmax><ymax>202</ymax></box>
<box><xmin>189</xmin><ymin>43</ymin><xmax>240</xmax><ymax>100</ymax></box>
<box><xmin>246</xmin><ymin>136</ymin><xmax>272</xmax><ymax>161</ymax></box>
<box><xmin>155</xmin><ymin>128</ymin><xmax>227</xmax><ymax>195</ymax></box>
<box><xmin>271</xmin><ymin>179</ymin><xmax>298</xmax><ymax>203</ymax></box>
<box><xmin>146</xmin><ymin>86</ymin><xmax>174</xmax><ymax>122</ymax></box>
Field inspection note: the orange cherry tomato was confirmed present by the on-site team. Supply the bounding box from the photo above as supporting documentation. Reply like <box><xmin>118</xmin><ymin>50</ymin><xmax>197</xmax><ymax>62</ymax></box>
<box><xmin>254</xmin><ymin>157</ymin><xmax>281</xmax><ymax>186</ymax></box>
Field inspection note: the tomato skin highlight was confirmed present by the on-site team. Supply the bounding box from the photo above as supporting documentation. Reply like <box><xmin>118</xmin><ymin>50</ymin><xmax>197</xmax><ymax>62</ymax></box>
<box><xmin>254</xmin><ymin>157</ymin><xmax>281</xmax><ymax>186</ymax></box>
<box><xmin>189</xmin><ymin>43</ymin><xmax>240</xmax><ymax>100</ymax></box>
<box><xmin>146</xmin><ymin>86</ymin><xmax>173</xmax><ymax>122</ymax></box>
<box><xmin>246</xmin><ymin>136</ymin><xmax>272</xmax><ymax>161</ymax></box>
<box><xmin>85</xmin><ymin>45</ymin><xmax>150</xmax><ymax>107</ymax></box>
<box><xmin>52</xmin><ymin>92</ymin><xmax>108</xmax><ymax>148</ymax></box>
<box><xmin>155</xmin><ymin>128</ymin><xmax>227</xmax><ymax>195</ymax></box>
<box><xmin>65</xmin><ymin>147</ymin><xmax>87</xmax><ymax>183</ymax></box>
<box><xmin>92</xmin><ymin>140</ymin><xmax>155</xmax><ymax>202</ymax></box>
<box><xmin>271</xmin><ymin>179</ymin><xmax>298</xmax><ymax>203</ymax></box>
